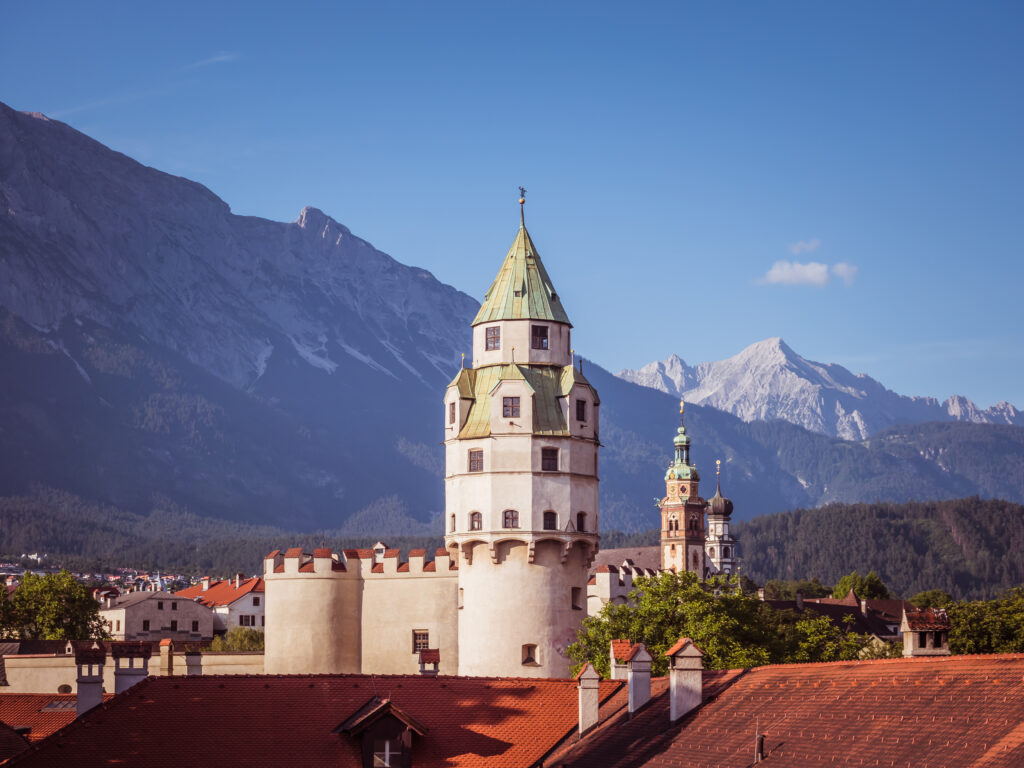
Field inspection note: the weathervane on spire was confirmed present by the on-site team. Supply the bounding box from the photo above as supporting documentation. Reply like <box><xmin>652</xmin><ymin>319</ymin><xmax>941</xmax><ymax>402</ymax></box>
<box><xmin>716</xmin><ymin>458</ymin><xmax>721</xmax><ymax>477</ymax></box>
<box><xmin>518</xmin><ymin>186</ymin><xmax>526</xmax><ymax>226</ymax></box>
<box><xmin>679</xmin><ymin>398</ymin><xmax>686</xmax><ymax>426</ymax></box>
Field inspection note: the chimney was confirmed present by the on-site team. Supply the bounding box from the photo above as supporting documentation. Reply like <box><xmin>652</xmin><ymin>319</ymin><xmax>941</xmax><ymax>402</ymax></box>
<box><xmin>74</xmin><ymin>642</ymin><xmax>106</xmax><ymax>716</ymax></box>
<box><xmin>158</xmin><ymin>639</ymin><xmax>174</xmax><ymax>676</ymax></box>
<box><xmin>860</xmin><ymin>598</ymin><xmax>868</xmax><ymax>616</ymax></box>
<box><xmin>575</xmin><ymin>663</ymin><xmax>600</xmax><ymax>735</ymax></box>
<box><xmin>418</xmin><ymin>649</ymin><xmax>440</xmax><ymax>677</ymax></box>
<box><xmin>185</xmin><ymin>649</ymin><xmax>203</xmax><ymax>675</ymax></box>
<box><xmin>664</xmin><ymin>637</ymin><xmax>704</xmax><ymax>722</ymax></box>
<box><xmin>757</xmin><ymin>588</ymin><xmax>765</xmax><ymax>601</ymax></box>
<box><xmin>625</xmin><ymin>643</ymin><xmax>653</xmax><ymax>714</ymax></box>
<box><xmin>201</xmin><ymin>576</ymin><xmax>211</xmax><ymax>592</ymax></box>
<box><xmin>235</xmin><ymin>573</ymin><xmax>244</xmax><ymax>588</ymax></box>
<box><xmin>795</xmin><ymin>590</ymin><xmax>804</xmax><ymax>611</ymax></box>
<box><xmin>755</xmin><ymin>732</ymin><xmax>766</xmax><ymax>762</ymax></box>
<box><xmin>608</xmin><ymin>640</ymin><xmax>631</xmax><ymax>681</ymax></box>
<box><xmin>111</xmin><ymin>642</ymin><xmax>152</xmax><ymax>694</ymax></box>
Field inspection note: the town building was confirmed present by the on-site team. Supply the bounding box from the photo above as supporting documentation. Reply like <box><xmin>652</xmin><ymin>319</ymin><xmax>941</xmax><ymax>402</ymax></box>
<box><xmin>98</xmin><ymin>591</ymin><xmax>214</xmax><ymax>643</ymax></box>
<box><xmin>176</xmin><ymin>575</ymin><xmax>265</xmax><ymax>634</ymax></box>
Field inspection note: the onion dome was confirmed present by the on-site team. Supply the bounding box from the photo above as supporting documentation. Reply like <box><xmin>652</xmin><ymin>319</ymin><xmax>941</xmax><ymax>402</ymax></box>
<box><xmin>708</xmin><ymin>459</ymin><xmax>733</xmax><ymax>517</ymax></box>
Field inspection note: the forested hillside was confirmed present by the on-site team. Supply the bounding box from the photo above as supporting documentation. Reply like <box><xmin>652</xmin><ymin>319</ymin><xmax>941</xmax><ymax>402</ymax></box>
<box><xmin>737</xmin><ymin>497</ymin><xmax>1024</xmax><ymax>600</ymax></box>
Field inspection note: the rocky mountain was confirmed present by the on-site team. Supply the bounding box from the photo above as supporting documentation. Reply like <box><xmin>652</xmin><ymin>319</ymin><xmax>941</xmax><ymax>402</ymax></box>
<box><xmin>1</xmin><ymin>102</ymin><xmax>1022</xmax><ymax>545</ymax></box>
<box><xmin>618</xmin><ymin>338</ymin><xmax>1023</xmax><ymax>440</ymax></box>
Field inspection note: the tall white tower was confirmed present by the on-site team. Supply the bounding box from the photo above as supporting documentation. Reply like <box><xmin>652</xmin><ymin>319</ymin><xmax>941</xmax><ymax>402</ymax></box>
<box><xmin>705</xmin><ymin>460</ymin><xmax>738</xmax><ymax>575</ymax></box>
<box><xmin>443</xmin><ymin>192</ymin><xmax>600</xmax><ymax>678</ymax></box>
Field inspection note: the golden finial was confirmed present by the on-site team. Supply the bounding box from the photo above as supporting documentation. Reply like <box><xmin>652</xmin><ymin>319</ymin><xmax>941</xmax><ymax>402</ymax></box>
<box><xmin>679</xmin><ymin>399</ymin><xmax>685</xmax><ymax>415</ymax></box>
<box><xmin>461</xmin><ymin>352</ymin><xmax>465</xmax><ymax>369</ymax></box>
<box><xmin>716</xmin><ymin>459</ymin><xmax>721</xmax><ymax>477</ymax></box>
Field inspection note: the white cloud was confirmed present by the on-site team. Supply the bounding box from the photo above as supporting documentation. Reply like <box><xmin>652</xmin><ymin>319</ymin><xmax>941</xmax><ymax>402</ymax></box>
<box><xmin>832</xmin><ymin>262</ymin><xmax>858</xmax><ymax>285</ymax></box>
<box><xmin>180</xmin><ymin>52</ymin><xmax>240</xmax><ymax>71</ymax></box>
<box><xmin>788</xmin><ymin>238</ymin><xmax>821</xmax><ymax>255</ymax></box>
<box><xmin>758</xmin><ymin>260</ymin><xmax>830</xmax><ymax>286</ymax></box>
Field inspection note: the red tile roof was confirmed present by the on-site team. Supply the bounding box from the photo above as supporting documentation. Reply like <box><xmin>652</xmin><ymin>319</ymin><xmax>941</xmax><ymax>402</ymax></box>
<box><xmin>176</xmin><ymin>577</ymin><xmax>265</xmax><ymax>608</ymax></box>
<box><xmin>0</xmin><ymin>694</ymin><xmax>113</xmax><ymax>743</ymax></box>
<box><xmin>547</xmin><ymin>654</ymin><xmax>1024</xmax><ymax>768</ymax></box>
<box><xmin>9</xmin><ymin>674</ymin><xmax>624</xmax><ymax>768</ymax></box>
<box><xmin>904</xmin><ymin>606</ymin><xmax>951</xmax><ymax>630</ymax></box>
<box><xmin>0</xmin><ymin>721</ymin><xmax>28</xmax><ymax>762</ymax></box>
<box><xmin>610</xmin><ymin>640</ymin><xmax>635</xmax><ymax>663</ymax></box>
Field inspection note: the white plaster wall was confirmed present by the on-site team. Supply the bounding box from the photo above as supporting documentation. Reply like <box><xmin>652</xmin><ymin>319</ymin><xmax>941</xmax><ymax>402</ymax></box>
<box><xmin>100</xmin><ymin>595</ymin><xmax>214</xmax><ymax>642</ymax></box>
<box><xmin>2</xmin><ymin>655</ymin><xmax>118</xmax><ymax>694</ymax></box>
<box><xmin>197</xmin><ymin>653</ymin><xmax>265</xmax><ymax>675</ymax></box>
<box><xmin>472</xmin><ymin>320</ymin><xmax>571</xmax><ymax>367</ymax></box>
<box><xmin>457</xmin><ymin>539</ymin><xmax>590</xmax><ymax>678</ymax></box>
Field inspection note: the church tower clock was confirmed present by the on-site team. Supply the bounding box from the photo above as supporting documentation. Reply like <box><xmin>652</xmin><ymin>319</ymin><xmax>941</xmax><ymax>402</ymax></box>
<box><xmin>659</xmin><ymin>401</ymin><xmax>706</xmax><ymax>576</ymax></box>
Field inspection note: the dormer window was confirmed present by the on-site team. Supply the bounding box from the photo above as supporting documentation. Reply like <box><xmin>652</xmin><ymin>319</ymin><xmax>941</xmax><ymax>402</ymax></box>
<box><xmin>531</xmin><ymin>325</ymin><xmax>549</xmax><ymax>350</ymax></box>
<box><xmin>373</xmin><ymin>738</ymin><xmax>402</xmax><ymax>767</ymax></box>
<box><xmin>336</xmin><ymin>696</ymin><xmax>427</xmax><ymax>768</ymax></box>
<box><xmin>485</xmin><ymin>326</ymin><xmax>500</xmax><ymax>351</ymax></box>
<box><xmin>503</xmin><ymin>397</ymin><xmax>520</xmax><ymax>418</ymax></box>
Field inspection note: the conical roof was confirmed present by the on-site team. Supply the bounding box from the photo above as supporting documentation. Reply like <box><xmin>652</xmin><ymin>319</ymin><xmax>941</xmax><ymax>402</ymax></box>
<box><xmin>471</xmin><ymin>221</ymin><xmax>571</xmax><ymax>327</ymax></box>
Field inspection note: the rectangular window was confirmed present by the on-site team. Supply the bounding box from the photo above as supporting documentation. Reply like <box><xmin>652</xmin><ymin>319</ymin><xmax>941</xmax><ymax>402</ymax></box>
<box><xmin>142</xmin><ymin>620</ymin><xmax>150</xmax><ymax>631</ymax></box>
<box><xmin>542</xmin><ymin>447</ymin><xmax>559</xmax><ymax>471</ymax></box>
<box><xmin>485</xmin><ymin>326</ymin><xmax>501</xmax><ymax>351</ymax></box>
<box><xmin>253</xmin><ymin>596</ymin><xmax>261</xmax><ymax>607</ymax></box>
<box><xmin>576</xmin><ymin>399</ymin><xmax>586</xmax><ymax>422</ymax></box>
<box><xmin>157</xmin><ymin>601</ymin><xmax>164</xmax><ymax>610</ymax></box>
<box><xmin>449</xmin><ymin>401</ymin><xmax>456</xmax><ymax>424</ymax></box>
<box><xmin>458</xmin><ymin>588</ymin><xmax>464</xmax><ymax>609</ymax></box>
<box><xmin>503</xmin><ymin>509</ymin><xmax>520</xmax><ymax>528</ymax></box>
<box><xmin>261</xmin><ymin>616</ymin><xmax>265</xmax><ymax>627</ymax></box>
<box><xmin>171</xmin><ymin>601</ymin><xmax>178</xmax><ymax>611</ymax></box>
<box><xmin>115</xmin><ymin>620</ymin><xmax>121</xmax><ymax>632</ymax></box>
<box><xmin>373</xmin><ymin>738</ymin><xmax>402</xmax><ymax>767</ymax></box>
<box><xmin>191</xmin><ymin>620</ymin><xmax>199</xmax><ymax>633</ymax></box>
<box><xmin>468</xmin><ymin>449</ymin><xmax>484</xmax><ymax>472</ymax></box>
<box><xmin>522</xmin><ymin>644</ymin><xmax>538</xmax><ymax>665</ymax></box>
<box><xmin>503</xmin><ymin>396</ymin><xmax>520</xmax><ymax>418</ymax></box>
<box><xmin>919</xmin><ymin>631</ymin><xmax>927</xmax><ymax>648</ymax></box>
<box><xmin>571</xmin><ymin>587</ymin><xmax>583</xmax><ymax>610</ymax></box>
<box><xmin>412</xmin><ymin>630</ymin><xmax>430</xmax><ymax>652</ymax></box>
<box><xmin>531</xmin><ymin>325</ymin><xmax>549</xmax><ymax>350</ymax></box>
<box><xmin>240</xmin><ymin>615</ymin><xmax>255</xmax><ymax>627</ymax></box>
<box><xmin>170</xmin><ymin>620</ymin><xmax>178</xmax><ymax>632</ymax></box>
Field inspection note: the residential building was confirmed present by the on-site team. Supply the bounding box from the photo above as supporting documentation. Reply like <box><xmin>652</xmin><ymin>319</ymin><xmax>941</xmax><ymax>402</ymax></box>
<box><xmin>98</xmin><ymin>591</ymin><xmax>214</xmax><ymax>643</ymax></box>
<box><xmin>176</xmin><ymin>575</ymin><xmax>265</xmax><ymax>634</ymax></box>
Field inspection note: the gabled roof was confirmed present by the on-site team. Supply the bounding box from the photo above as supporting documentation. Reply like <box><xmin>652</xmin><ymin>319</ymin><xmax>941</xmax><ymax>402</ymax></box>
<box><xmin>176</xmin><ymin>578</ymin><xmax>264</xmax><ymax>608</ymax></box>
<box><xmin>546</xmin><ymin>654</ymin><xmax>1024</xmax><ymax>768</ymax></box>
<box><xmin>903</xmin><ymin>606</ymin><xmax>951</xmax><ymax>631</ymax></box>
<box><xmin>8</xmin><ymin>673</ymin><xmax>623</xmax><ymax>768</ymax></box>
<box><xmin>0</xmin><ymin>693</ymin><xmax>113</xmax><ymax>743</ymax></box>
<box><xmin>471</xmin><ymin>222</ymin><xmax>571</xmax><ymax>327</ymax></box>
<box><xmin>336</xmin><ymin>696</ymin><xmax>428</xmax><ymax>736</ymax></box>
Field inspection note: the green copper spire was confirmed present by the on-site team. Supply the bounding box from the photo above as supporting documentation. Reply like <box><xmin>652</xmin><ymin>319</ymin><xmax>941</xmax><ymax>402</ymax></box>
<box><xmin>471</xmin><ymin>190</ymin><xmax>572</xmax><ymax>327</ymax></box>
<box><xmin>665</xmin><ymin>399</ymin><xmax>699</xmax><ymax>482</ymax></box>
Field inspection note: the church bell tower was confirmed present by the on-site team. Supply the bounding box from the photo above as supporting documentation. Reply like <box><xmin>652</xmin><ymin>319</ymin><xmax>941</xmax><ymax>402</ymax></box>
<box><xmin>659</xmin><ymin>401</ymin><xmax>706</xmax><ymax>576</ymax></box>
<box><xmin>443</xmin><ymin>191</ymin><xmax>601</xmax><ymax>678</ymax></box>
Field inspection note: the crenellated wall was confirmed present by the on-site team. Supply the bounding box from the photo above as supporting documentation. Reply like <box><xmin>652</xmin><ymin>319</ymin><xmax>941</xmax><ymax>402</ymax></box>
<box><xmin>263</xmin><ymin>546</ymin><xmax>458</xmax><ymax>676</ymax></box>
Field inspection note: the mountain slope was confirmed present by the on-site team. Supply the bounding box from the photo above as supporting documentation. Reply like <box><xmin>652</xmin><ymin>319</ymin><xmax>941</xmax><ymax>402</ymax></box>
<box><xmin>619</xmin><ymin>339</ymin><xmax>1023</xmax><ymax>440</ymax></box>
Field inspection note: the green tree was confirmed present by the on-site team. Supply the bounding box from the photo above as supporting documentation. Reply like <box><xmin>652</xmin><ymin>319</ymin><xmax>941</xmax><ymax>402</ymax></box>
<box><xmin>832</xmin><ymin>570</ymin><xmax>891</xmax><ymax>600</ymax></box>
<box><xmin>764</xmin><ymin>578</ymin><xmax>831</xmax><ymax>600</ymax></box>
<box><xmin>209</xmin><ymin>627</ymin><xmax>265</xmax><ymax>652</ymax></box>
<box><xmin>948</xmin><ymin>587</ymin><xmax>1024</xmax><ymax>654</ymax></box>
<box><xmin>908</xmin><ymin>590</ymin><xmax>954</xmax><ymax>609</ymax></box>
<box><xmin>1</xmin><ymin>571</ymin><xmax>106</xmax><ymax>640</ymax></box>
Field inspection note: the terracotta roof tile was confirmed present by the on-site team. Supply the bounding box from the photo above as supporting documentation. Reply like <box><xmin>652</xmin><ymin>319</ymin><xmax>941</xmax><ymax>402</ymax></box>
<box><xmin>409</xmin><ymin>549</ymin><xmax>427</xmax><ymax>558</ymax></box>
<box><xmin>8</xmin><ymin>674</ymin><xmax>623</xmax><ymax>768</ymax></box>
<box><xmin>419</xmin><ymin>649</ymin><xmax>440</xmax><ymax>664</ymax></box>
<box><xmin>904</xmin><ymin>606</ymin><xmax>951</xmax><ymax>630</ymax></box>
<box><xmin>177</xmin><ymin>578</ymin><xmax>265</xmax><ymax>608</ymax></box>
<box><xmin>283</xmin><ymin>548</ymin><xmax>303</xmax><ymax>558</ymax></box>
<box><xmin>312</xmin><ymin>548</ymin><xmax>333</xmax><ymax>558</ymax></box>
<box><xmin>0</xmin><ymin>693</ymin><xmax>113</xmax><ymax>743</ymax></box>
<box><xmin>610</xmin><ymin>639</ymin><xmax>634</xmax><ymax>662</ymax></box>
<box><xmin>549</xmin><ymin>655</ymin><xmax>1024</xmax><ymax>768</ymax></box>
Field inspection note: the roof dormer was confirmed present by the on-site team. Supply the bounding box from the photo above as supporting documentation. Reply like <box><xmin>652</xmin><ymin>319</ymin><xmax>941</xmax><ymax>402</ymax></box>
<box><xmin>336</xmin><ymin>696</ymin><xmax>428</xmax><ymax>768</ymax></box>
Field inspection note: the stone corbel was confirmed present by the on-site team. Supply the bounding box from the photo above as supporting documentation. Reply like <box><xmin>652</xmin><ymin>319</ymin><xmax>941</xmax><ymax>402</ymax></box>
<box><xmin>527</xmin><ymin>540</ymin><xmax>537</xmax><ymax>564</ymax></box>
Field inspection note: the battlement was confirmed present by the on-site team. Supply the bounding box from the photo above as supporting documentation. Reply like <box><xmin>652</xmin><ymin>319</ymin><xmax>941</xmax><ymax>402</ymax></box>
<box><xmin>263</xmin><ymin>546</ymin><xmax>457</xmax><ymax>579</ymax></box>
<box><xmin>587</xmin><ymin>561</ymin><xmax>659</xmax><ymax>610</ymax></box>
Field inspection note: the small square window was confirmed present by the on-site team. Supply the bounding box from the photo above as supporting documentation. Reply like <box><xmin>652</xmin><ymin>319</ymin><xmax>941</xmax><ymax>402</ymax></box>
<box><xmin>522</xmin><ymin>643</ymin><xmax>538</xmax><ymax>665</ymax></box>
<box><xmin>503</xmin><ymin>396</ymin><xmax>520</xmax><ymax>418</ymax></box>
<box><xmin>485</xmin><ymin>326</ymin><xmax>501</xmax><ymax>351</ymax></box>
<box><xmin>142</xmin><ymin>620</ymin><xmax>150</xmax><ymax>631</ymax></box>
<box><xmin>503</xmin><ymin>509</ymin><xmax>520</xmax><ymax>528</ymax></box>
<box><xmin>468</xmin><ymin>449</ymin><xmax>484</xmax><ymax>472</ymax></box>
<box><xmin>448</xmin><ymin>401</ymin><xmax>456</xmax><ymax>424</ymax></box>
<box><xmin>157</xmin><ymin>601</ymin><xmax>164</xmax><ymax>610</ymax></box>
<box><xmin>542</xmin><ymin>448</ymin><xmax>558</xmax><ymax>471</ymax></box>
<box><xmin>413</xmin><ymin>630</ymin><xmax>430</xmax><ymax>652</ymax></box>
<box><xmin>576</xmin><ymin>399</ymin><xmax>586</xmax><ymax>422</ymax></box>
<box><xmin>253</xmin><ymin>596</ymin><xmax>260</xmax><ymax>607</ymax></box>
<box><xmin>531</xmin><ymin>325</ymin><xmax>549</xmax><ymax>350</ymax></box>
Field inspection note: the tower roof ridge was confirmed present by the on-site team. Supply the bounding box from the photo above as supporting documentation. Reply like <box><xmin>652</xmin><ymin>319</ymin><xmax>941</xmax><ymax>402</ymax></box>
<box><xmin>471</xmin><ymin>218</ymin><xmax>571</xmax><ymax>327</ymax></box>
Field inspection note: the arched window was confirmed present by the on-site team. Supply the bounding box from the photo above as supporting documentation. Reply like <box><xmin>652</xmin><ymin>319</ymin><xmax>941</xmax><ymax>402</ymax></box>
<box><xmin>469</xmin><ymin>511</ymin><xmax>482</xmax><ymax>531</ymax></box>
<box><xmin>576</xmin><ymin>512</ymin><xmax>586</xmax><ymax>532</ymax></box>
<box><xmin>503</xmin><ymin>509</ymin><xmax>519</xmax><ymax>528</ymax></box>
<box><xmin>543</xmin><ymin>511</ymin><xmax>557</xmax><ymax>530</ymax></box>
<box><xmin>723</xmin><ymin>546</ymin><xmax>731</xmax><ymax>559</ymax></box>
<box><xmin>450</xmin><ymin>514</ymin><xmax>456</xmax><ymax>533</ymax></box>
<box><xmin>692</xmin><ymin>551</ymin><xmax>700</xmax><ymax>571</ymax></box>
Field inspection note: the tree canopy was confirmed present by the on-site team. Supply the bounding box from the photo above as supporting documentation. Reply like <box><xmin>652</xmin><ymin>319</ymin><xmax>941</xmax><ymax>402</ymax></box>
<box><xmin>569</xmin><ymin>571</ymin><xmax>870</xmax><ymax>676</ymax></box>
<box><xmin>832</xmin><ymin>570</ymin><xmax>891</xmax><ymax>600</ymax></box>
<box><xmin>0</xmin><ymin>570</ymin><xmax>106</xmax><ymax>640</ymax></box>
<box><xmin>209</xmin><ymin>627</ymin><xmax>264</xmax><ymax>652</ymax></box>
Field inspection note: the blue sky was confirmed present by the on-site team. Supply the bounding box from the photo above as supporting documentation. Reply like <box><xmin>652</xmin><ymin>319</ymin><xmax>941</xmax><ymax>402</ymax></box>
<box><xmin>3</xmin><ymin>1</ymin><xmax>1022</xmax><ymax>407</ymax></box>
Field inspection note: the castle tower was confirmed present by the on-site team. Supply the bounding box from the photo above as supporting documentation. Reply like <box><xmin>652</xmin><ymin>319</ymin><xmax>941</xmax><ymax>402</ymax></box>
<box><xmin>444</xmin><ymin>191</ymin><xmax>600</xmax><ymax>678</ymax></box>
<box><xmin>705</xmin><ymin>460</ymin><xmax>738</xmax><ymax>574</ymax></box>
<box><xmin>659</xmin><ymin>401</ymin><xmax>706</xmax><ymax>576</ymax></box>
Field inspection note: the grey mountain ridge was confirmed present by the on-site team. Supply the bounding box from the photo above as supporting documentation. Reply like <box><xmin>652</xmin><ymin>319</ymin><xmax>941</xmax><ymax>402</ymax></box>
<box><xmin>1</xmin><ymin>102</ymin><xmax>1022</xmax><ymax>540</ymax></box>
<box><xmin>618</xmin><ymin>339</ymin><xmax>1023</xmax><ymax>440</ymax></box>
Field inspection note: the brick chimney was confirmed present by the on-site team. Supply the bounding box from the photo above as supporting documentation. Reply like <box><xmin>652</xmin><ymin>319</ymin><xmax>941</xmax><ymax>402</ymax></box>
<box><xmin>158</xmin><ymin>639</ymin><xmax>174</xmax><ymax>676</ymax></box>
<box><xmin>111</xmin><ymin>642</ymin><xmax>152</xmax><ymax>694</ymax></box>
<box><xmin>575</xmin><ymin>663</ymin><xmax>600</xmax><ymax>735</ymax></box>
<box><xmin>74</xmin><ymin>642</ymin><xmax>106</xmax><ymax>716</ymax></box>
<box><xmin>625</xmin><ymin>643</ymin><xmax>653</xmax><ymax>714</ymax></box>
<box><xmin>664</xmin><ymin>637</ymin><xmax>704</xmax><ymax>722</ymax></box>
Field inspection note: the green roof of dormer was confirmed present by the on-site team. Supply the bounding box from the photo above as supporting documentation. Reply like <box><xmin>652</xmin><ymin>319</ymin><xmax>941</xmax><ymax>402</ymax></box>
<box><xmin>471</xmin><ymin>223</ymin><xmax>572</xmax><ymax>327</ymax></box>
